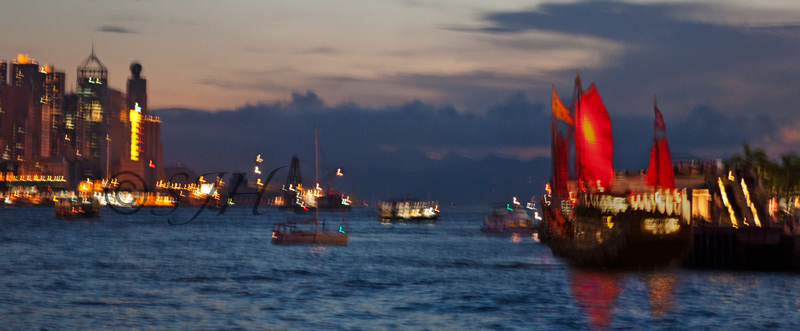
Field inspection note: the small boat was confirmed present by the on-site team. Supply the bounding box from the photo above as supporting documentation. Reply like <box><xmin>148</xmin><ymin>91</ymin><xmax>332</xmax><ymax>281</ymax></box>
<box><xmin>378</xmin><ymin>197</ymin><xmax>439</xmax><ymax>221</ymax></box>
<box><xmin>272</xmin><ymin>217</ymin><xmax>348</xmax><ymax>245</ymax></box>
<box><xmin>272</xmin><ymin>125</ymin><xmax>348</xmax><ymax>245</ymax></box>
<box><xmin>481</xmin><ymin>203</ymin><xmax>539</xmax><ymax>234</ymax></box>
<box><xmin>55</xmin><ymin>196</ymin><xmax>100</xmax><ymax>218</ymax></box>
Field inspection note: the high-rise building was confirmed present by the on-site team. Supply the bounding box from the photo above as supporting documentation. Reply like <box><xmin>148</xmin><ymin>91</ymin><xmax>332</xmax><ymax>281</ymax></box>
<box><xmin>0</xmin><ymin>84</ymin><xmax>34</xmax><ymax>164</ymax></box>
<box><xmin>0</xmin><ymin>60</ymin><xmax>7</xmax><ymax>85</ymax></box>
<box><xmin>76</xmin><ymin>50</ymin><xmax>108</xmax><ymax>178</ymax></box>
<box><xmin>125</xmin><ymin>62</ymin><xmax>162</xmax><ymax>189</ymax></box>
<box><xmin>0</xmin><ymin>84</ymin><xmax>27</xmax><ymax>180</ymax></box>
<box><xmin>11</xmin><ymin>54</ymin><xmax>45</xmax><ymax>102</ymax></box>
<box><xmin>127</xmin><ymin>62</ymin><xmax>146</xmax><ymax>114</ymax></box>
<box><xmin>63</xmin><ymin>93</ymin><xmax>79</xmax><ymax>152</ymax></box>
<box><xmin>42</xmin><ymin>64</ymin><xmax>65</xmax><ymax>158</ymax></box>
<box><xmin>6</xmin><ymin>55</ymin><xmax>66</xmax><ymax>174</ymax></box>
<box><xmin>10</xmin><ymin>54</ymin><xmax>44</xmax><ymax>163</ymax></box>
<box><xmin>108</xmin><ymin>88</ymin><xmax>133</xmax><ymax>178</ymax></box>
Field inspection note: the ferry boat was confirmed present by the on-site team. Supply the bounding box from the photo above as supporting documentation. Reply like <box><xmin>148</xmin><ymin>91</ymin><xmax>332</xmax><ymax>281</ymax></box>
<box><xmin>481</xmin><ymin>201</ymin><xmax>539</xmax><ymax>234</ymax></box>
<box><xmin>378</xmin><ymin>197</ymin><xmax>439</xmax><ymax>221</ymax></box>
<box><xmin>541</xmin><ymin>73</ymin><xmax>692</xmax><ymax>269</ymax></box>
<box><xmin>280</xmin><ymin>156</ymin><xmax>351</xmax><ymax>213</ymax></box>
<box><xmin>55</xmin><ymin>196</ymin><xmax>100</xmax><ymax>218</ymax></box>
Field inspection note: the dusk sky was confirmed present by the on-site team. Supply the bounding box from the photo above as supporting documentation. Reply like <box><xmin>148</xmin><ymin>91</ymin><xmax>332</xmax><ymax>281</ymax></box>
<box><xmin>4</xmin><ymin>0</ymin><xmax>800</xmax><ymax>203</ymax></box>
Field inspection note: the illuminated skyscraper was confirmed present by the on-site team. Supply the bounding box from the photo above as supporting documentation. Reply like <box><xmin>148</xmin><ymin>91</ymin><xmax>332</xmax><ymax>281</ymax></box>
<box><xmin>11</xmin><ymin>55</ymin><xmax>42</xmax><ymax>92</ymax></box>
<box><xmin>9</xmin><ymin>54</ymin><xmax>44</xmax><ymax>168</ymax></box>
<box><xmin>63</xmin><ymin>93</ymin><xmax>79</xmax><ymax>152</ymax></box>
<box><xmin>76</xmin><ymin>50</ymin><xmax>109</xmax><ymax>178</ymax></box>
<box><xmin>3</xmin><ymin>55</ymin><xmax>67</xmax><ymax>176</ymax></box>
<box><xmin>126</xmin><ymin>62</ymin><xmax>162</xmax><ymax>188</ymax></box>
<box><xmin>42</xmin><ymin>64</ymin><xmax>65</xmax><ymax>158</ymax></box>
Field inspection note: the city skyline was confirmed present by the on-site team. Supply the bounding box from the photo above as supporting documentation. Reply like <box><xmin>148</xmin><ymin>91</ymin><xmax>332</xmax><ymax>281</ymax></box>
<box><xmin>4</xmin><ymin>0</ymin><xmax>800</xmax><ymax>202</ymax></box>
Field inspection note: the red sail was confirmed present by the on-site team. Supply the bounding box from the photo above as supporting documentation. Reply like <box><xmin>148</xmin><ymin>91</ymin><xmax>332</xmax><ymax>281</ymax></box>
<box><xmin>645</xmin><ymin>136</ymin><xmax>675</xmax><ymax>188</ymax></box>
<box><xmin>554</xmin><ymin>132</ymin><xmax>569</xmax><ymax>194</ymax></box>
<box><xmin>575</xmin><ymin>83</ymin><xmax>614</xmax><ymax>191</ymax></box>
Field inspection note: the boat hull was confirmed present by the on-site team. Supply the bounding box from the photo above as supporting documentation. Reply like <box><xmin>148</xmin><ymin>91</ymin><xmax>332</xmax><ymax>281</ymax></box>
<box><xmin>55</xmin><ymin>198</ymin><xmax>100</xmax><ymax>219</ymax></box>
<box><xmin>481</xmin><ymin>207</ymin><xmax>538</xmax><ymax>235</ymax></box>
<box><xmin>543</xmin><ymin>197</ymin><xmax>692</xmax><ymax>269</ymax></box>
<box><xmin>271</xmin><ymin>231</ymin><xmax>348</xmax><ymax>245</ymax></box>
<box><xmin>480</xmin><ymin>227</ymin><xmax>536</xmax><ymax>235</ymax></box>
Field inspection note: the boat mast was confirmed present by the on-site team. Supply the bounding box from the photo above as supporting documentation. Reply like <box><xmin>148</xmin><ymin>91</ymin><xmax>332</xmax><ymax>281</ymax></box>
<box><xmin>550</xmin><ymin>85</ymin><xmax>556</xmax><ymax>195</ymax></box>
<box><xmin>653</xmin><ymin>95</ymin><xmax>659</xmax><ymax>188</ymax></box>
<box><xmin>571</xmin><ymin>70</ymin><xmax>583</xmax><ymax>185</ymax></box>
<box><xmin>315</xmin><ymin>124</ymin><xmax>319</xmax><ymax>232</ymax></box>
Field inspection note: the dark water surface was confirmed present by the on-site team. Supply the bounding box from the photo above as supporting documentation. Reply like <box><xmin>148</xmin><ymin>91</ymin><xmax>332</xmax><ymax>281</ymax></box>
<box><xmin>1</xmin><ymin>207</ymin><xmax>799</xmax><ymax>330</ymax></box>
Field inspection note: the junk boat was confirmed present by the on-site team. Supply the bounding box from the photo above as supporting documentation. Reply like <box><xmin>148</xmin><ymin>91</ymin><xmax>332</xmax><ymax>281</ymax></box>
<box><xmin>481</xmin><ymin>200</ymin><xmax>539</xmax><ymax>234</ymax></box>
<box><xmin>272</xmin><ymin>125</ymin><xmax>348</xmax><ymax>245</ymax></box>
<box><xmin>541</xmin><ymin>73</ymin><xmax>692</xmax><ymax>268</ymax></box>
<box><xmin>55</xmin><ymin>196</ymin><xmax>100</xmax><ymax>218</ymax></box>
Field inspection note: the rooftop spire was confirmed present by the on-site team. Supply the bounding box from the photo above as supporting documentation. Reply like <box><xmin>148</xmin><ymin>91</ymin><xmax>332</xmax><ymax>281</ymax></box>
<box><xmin>78</xmin><ymin>44</ymin><xmax>107</xmax><ymax>80</ymax></box>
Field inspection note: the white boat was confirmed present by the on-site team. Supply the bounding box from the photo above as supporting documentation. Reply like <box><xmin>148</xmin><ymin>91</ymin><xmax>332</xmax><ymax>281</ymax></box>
<box><xmin>378</xmin><ymin>198</ymin><xmax>439</xmax><ymax>221</ymax></box>
<box><xmin>481</xmin><ymin>203</ymin><xmax>538</xmax><ymax>234</ymax></box>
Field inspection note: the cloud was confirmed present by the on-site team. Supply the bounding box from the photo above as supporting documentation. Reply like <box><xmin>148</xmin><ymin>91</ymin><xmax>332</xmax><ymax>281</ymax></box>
<box><xmin>97</xmin><ymin>25</ymin><xmax>135</xmax><ymax>34</ymax></box>
<box><xmin>152</xmin><ymin>89</ymin><xmax>794</xmax><ymax>203</ymax></box>
<box><xmin>470</xmin><ymin>1</ymin><xmax>800</xmax><ymax>120</ymax></box>
<box><xmin>152</xmin><ymin>91</ymin><xmax>553</xmax><ymax>203</ymax></box>
<box><xmin>393</xmin><ymin>145</ymin><xmax>550</xmax><ymax>161</ymax></box>
<box><xmin>300</xmin><ymin>46</ymin><xmax>338</xmax><ymax>55</ymax></box>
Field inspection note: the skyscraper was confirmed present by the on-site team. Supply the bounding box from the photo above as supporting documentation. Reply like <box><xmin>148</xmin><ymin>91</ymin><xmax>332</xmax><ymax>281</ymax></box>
<box><xmin>42</xmin><ymin>64</ymin><xmax>65</xmax><ymax>158</ymax></box>
<box><xmin>9</xmin><ymin>54</ymin><xmax>44</xmax><ymax>168</ymax></box>
<box><xmin>125</xmin><ymin>62</ymin><xmax>162</xmax><ymax>189</ymax></box>
<box><xmin>76</xmin><ymin>50</ymin><xmax>108</xmax><ymax>178</ymax></box>
<box><xmin>0</xmin><ymin>60</ymin><xmax>7</xmax><ymax>85</ymax></box>
<box><xmin>11</xmin><ymin>55</ymin><xmax>42</xmax><ymax>92</ymax></box>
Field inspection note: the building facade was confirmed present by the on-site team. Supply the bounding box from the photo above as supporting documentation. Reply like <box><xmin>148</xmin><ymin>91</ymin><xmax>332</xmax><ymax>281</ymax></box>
<box><xmin>0</xmin><ymin>52</ymin><xmax>163</xmax><ymax>191</ymax></box>
<box><xmin>76</xmin><ymin>51</ymin><xmax>109</xmax><ymax>178</ymax></box>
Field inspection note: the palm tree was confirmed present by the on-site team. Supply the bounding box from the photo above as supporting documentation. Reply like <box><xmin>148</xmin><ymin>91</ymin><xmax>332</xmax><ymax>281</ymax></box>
<box><xmin>778</xmin><ymin>153</ymin><xmax>800</xmax><ymax>203</ymax></box>
<box><xmin>729</xmin><ymin>142</ymin><xmax>771</xmax><ymax>175</ymax></box>
<box><xmin>729</xmin><ymin>141</ymin><xmax>777</xmax><ymax>195</ymax></box>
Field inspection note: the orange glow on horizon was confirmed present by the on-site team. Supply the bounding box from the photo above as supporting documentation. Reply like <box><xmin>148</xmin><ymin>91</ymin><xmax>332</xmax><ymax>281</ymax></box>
<box><xmin>16</xmin><ymin>54</ymin><xmax>31</xmax><ymax>64</ymax></box>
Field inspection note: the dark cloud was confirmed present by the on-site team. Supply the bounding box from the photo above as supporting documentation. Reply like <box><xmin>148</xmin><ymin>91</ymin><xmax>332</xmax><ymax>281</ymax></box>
<box><xmin>152</xmin><ymin>90</ymin><xmax>783</xmax><ymax>204</ymax></box>
<box><xmin>153</xmin><ymin>91</ymin><xmax>551</xmax><ymax>204</ymax></box>
<box><xmin>386</xmin><ymin>71</ymin><xmax>551</xmax><ymax>112</ymax></box>
<box><xmin>97</xmin><ymin>25</ymin><xmax>135</xmax><ymax>34</ymax></box>
<box><xmin>468</xmin><ymin>1</ymin><xmax>800</xmax><ymax>120</ymax></box>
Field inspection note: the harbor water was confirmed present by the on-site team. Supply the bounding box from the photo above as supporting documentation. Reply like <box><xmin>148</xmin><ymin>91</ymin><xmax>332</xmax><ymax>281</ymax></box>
<box><xmin>1</xmin><ymin>207</ymin><xmax>799</xmax><ymax>330</ymax></box>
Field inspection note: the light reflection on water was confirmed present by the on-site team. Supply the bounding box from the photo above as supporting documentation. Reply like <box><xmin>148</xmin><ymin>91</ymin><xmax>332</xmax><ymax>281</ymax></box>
<box><xmin>646</xmin><ymin>273</ymin><xmax>678</xmax><ymax>318</ymax></box>
<box><xmin>0</xmin><ymin>207</ymin><xmax>798</xmax><ymax>329</ymax></box>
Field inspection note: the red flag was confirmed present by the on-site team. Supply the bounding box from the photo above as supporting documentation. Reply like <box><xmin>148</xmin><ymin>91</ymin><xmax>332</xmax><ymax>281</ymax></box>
<box><xmin>654</xmin><ymin>100</ymin><xmax>666</xmax><ymax>132</ymax></box>
<box><xmin>552</xmin><ymin>86</ymin><xmax>573</xmax><ymax>124</ymax></box>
